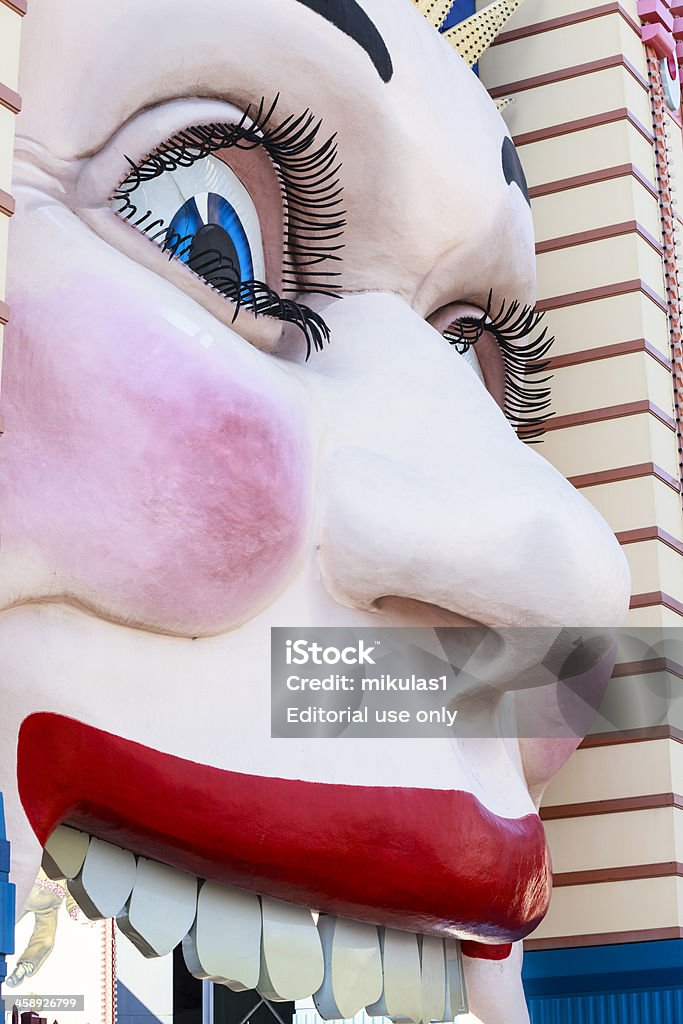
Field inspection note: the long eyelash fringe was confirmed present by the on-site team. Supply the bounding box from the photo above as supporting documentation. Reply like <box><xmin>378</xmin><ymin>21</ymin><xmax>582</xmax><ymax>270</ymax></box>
<box><xmin>444</xmin><ymin>293</ymin><xmax>555</xmax><ymax>443</ymax></box>
<box><xmin>112</xmin><ymin>94</ymin><xmax>344</xmax><ymax>326</ymax></box>
<box><xmin>166</xmin><ymin>243</ymin><xmax>330</xmax><ymax>358</ymax></box>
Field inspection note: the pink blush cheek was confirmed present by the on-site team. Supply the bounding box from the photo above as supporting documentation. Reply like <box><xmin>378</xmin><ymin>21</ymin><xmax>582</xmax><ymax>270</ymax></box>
<box><xmin>6</xmin><ymin>275</ymin><xmax>311</xmax><ymax>634</ymax></box>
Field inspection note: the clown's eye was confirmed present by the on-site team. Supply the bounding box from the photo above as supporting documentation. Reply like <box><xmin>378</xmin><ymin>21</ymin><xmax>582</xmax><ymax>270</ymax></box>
<box><xmin>433</xmin><ymin>296</ymin><xmax>555</xmax><ymax>444</ymax></box>
<box><xmin>116</xmin><ymin>155</ymin><xmax>266</xmax><ymax>292</ymax></box>
<box><xmin>108</xmin><ymin>100</ymin><xmax>345</xmax><ymax>358</ymax></box>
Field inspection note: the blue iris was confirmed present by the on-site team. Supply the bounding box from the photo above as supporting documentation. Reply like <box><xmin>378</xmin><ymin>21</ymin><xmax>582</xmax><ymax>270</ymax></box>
<box><xmin>166</xmin><ymin>192</ymin><xmax>254</xmax><ymax>283</ymax></box>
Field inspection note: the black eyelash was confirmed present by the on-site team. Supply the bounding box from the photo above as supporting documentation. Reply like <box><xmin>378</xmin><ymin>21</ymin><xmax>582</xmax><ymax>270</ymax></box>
<box><xmin>444</xmin><ymin>293</ymin><xmax>555</xmax><ymax>443</ymax></box>
<box><xmin>111</xmin><ymin>95</ymin><xmax>344</xmax><ymax>357</ymax></box>
<box><xmin>165</xmin><ymin>244</ymin><xmax>331</xmax><ymax>355</ymax></box>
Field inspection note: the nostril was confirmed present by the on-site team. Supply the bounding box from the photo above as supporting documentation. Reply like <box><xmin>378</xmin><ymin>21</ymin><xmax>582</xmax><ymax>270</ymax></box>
<box><xmin>373</xmin><ymin>596</ymin><xmax>482</xmax><ymax>627</ymax></box>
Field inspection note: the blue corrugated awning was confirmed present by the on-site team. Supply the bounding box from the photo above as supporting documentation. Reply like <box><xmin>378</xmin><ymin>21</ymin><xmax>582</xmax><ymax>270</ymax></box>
<box><xmin>524</xmin><ymin>940</ymin><xmax>683</xmax><ymax>1023</ymax></box>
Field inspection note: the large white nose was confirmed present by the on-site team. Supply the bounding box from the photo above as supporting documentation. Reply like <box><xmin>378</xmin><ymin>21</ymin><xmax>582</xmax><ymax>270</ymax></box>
<box><xmin>314</xmin><ymin>293</ymin><xmax>630</xmax><ymax>627</ymax></box>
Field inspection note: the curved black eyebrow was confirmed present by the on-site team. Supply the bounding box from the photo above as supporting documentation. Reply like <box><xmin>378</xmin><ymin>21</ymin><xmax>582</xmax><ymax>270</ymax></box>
<box><xmin>502</xmin><ymin>137</ymin><xmax>530</xmax><ymax>206</ymax></box>
<box><xmin>293</xmin><ymin>0</ymin><xmax>393</xmax><ymax>82</ymax></box>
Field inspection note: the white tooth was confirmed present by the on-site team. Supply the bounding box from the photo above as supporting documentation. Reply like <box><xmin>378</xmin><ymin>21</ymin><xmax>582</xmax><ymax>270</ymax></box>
<box><xmin>42</xmin><ymin>826</ymin><xmax>90</xmax><ymax>881</ymax></box>
<box><xmin>117</xmin><ymin>857</ymin><xmax>197</xmax><ymax>959</ymax></box>
<box><xmin>66</xmin><ymin>837</ymin><xmax>136</xmax><ymax>920</ymax></box>
<box><xmin>419</xmin><ymin>936</ymin><xmax>446</xmax><ymax>1023</ymax></box>
<box><xmin>441</xmin><ymin>939</ymin><xmax>467</xmax><ymax>1019</ymax></box>
<box><xmin>314</xmin><ymin>916</ymin><xmax>383</xmax><ymax>1020</ymax></box>
<box><xmin>258</xmin><ymin>896</ymin><xmax>324</xmax><ymax>1001</ymax></box>
<box><xmin>366</xmin><ymin>928</ymin><xmax>423</xmax><ymax>1024</ymax></box>
<box><xmin>182</xmin><ymin>881</ymin><xmax>261</xmax><ymax>990</ymax></box>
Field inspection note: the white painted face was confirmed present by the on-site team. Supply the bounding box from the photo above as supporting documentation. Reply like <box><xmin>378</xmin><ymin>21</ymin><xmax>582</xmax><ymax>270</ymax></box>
<box><xmin>0</xmin><ymin>1</ymin><xmax>631</xmax><ymax>1021</ymax></box>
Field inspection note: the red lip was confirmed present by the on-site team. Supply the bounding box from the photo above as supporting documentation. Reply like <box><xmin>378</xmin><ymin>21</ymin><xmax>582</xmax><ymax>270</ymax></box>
<box><xmin>18</xmin><ymin>713</ymin><xmax>551</xmax><ymax>951</ymax></box>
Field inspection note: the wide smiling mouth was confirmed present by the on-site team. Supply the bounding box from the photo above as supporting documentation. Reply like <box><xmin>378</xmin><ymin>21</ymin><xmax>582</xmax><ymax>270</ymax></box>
<box><xmin>18</xmin><ymin>711</ymin><xmax>551</xmax><ymax>1003</ymax></box>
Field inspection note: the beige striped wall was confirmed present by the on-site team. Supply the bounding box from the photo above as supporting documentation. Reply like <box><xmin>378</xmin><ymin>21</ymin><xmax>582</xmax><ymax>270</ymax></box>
<box><xmin>478</xmin><ymin>0</ymin><xmax>683</xmax><ymax>950</ymax></box>
<box><xmin>0</xmin><ymin>0</ymin><xmax>23</xmax><ymax>395</ymax></box>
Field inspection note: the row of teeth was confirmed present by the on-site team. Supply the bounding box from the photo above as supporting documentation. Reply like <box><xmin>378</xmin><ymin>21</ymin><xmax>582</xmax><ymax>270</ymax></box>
<box><xmin>42</xmin><ymin>826</ymin><xmax>468</xmax><ymax>1022</ymax></box>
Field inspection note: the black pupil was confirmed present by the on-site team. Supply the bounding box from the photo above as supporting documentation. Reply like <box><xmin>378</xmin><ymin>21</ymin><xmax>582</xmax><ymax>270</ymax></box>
<box><xmin>188</xmin><ymin>223</ymin><xmax>242</xmax><ymax>289</ymax></box>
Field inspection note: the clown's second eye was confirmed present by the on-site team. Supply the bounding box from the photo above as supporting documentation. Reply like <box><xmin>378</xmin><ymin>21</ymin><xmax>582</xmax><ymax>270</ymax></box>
<box><xmin>436</xmin><ymin>295</ymin><xmax>555</xmax><ymax>444</ymax></box>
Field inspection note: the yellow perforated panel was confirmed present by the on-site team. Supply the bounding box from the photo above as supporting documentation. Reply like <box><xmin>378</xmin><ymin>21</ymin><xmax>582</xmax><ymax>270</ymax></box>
<box><xmin>444</xmin><ymin>0</ymin><xmax>526</xmax><ymax>67</ymax></box>
<box><xmin>414</xmin><ymin>0</ymin><xmax>457</xmax><ymax>30</ymax></box>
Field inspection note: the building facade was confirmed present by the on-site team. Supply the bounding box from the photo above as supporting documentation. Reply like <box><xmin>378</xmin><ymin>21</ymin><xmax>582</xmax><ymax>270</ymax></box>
<box><xmin>476</xmin><ymin>0</ymin><xmax>683</xmax><ymax>1017</ymax></box>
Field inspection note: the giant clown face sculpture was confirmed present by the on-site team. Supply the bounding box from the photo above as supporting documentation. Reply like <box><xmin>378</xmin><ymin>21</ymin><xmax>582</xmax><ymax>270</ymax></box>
<box><xmin>0</xmin><ymin>2</ymin><xmax>632</xmax><ymax>1022</ymax></box>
